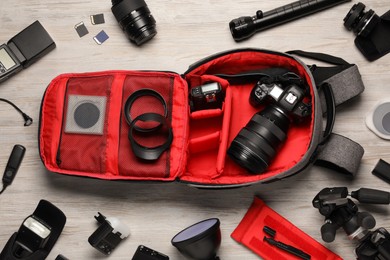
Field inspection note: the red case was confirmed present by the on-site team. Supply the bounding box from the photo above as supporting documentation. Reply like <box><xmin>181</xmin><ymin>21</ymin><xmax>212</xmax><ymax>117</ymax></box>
<box><xmin>39</xmin><ymin>49</ymin><xmax>324</xmax><ymax>187</ymax></box>
<box><xmin>231</xmin><ymin>197</ymin><xmax>343</xmax><ymax>260</ymax></box>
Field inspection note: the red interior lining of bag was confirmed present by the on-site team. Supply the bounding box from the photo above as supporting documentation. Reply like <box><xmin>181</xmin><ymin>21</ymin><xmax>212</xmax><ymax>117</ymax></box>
<box><xmin>40</xmin><ymin>77</ymin><xmax>69</xmax><ymax>168</ymax></box>
<box><xmin>40</xmin><ymin>51</ymin><xmax>315</xmax><ymax>184</ymax></box>
<box><xmin>118</xmin><ymin>74</ymin><xmax>174</xmax><ymax>178</ymax></box>
<box><xmin>231</xmin><ymin>197</ymin><xmax>343</xmax><ymax>260</ymax></box>
<box><xmin>40</xmin><ymin>71</ymin><xmax>188</xmax><ymax>181</ymax></box>
<box><xmin>182</xmin><ymin>51</ymin><xmax>315</xmax><ymax>184</ymax></box>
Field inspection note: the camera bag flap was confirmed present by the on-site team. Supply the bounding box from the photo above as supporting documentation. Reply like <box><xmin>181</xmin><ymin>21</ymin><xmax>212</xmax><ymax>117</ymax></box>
<box><xmin>39</xmin><ymin>48</ymin><xmax>364</xmax><ymax>187</ymax></box>
<box><xmin>231</xmin><ymin>197</ymin><xmax>343</xmax><ymax>260</ymax></box>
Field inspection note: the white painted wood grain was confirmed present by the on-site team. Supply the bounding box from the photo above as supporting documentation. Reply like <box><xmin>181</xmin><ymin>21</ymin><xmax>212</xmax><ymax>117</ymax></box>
<box><xmin>1</xmin><ymin>1</ymin><xmax>390</xmax><ymax>259</ymax></box>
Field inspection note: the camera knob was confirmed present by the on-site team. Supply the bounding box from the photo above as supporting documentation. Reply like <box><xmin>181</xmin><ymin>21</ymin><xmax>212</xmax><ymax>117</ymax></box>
<box><xmin>357</xmin><ymin>212</ymin><xmax>376</xmax><ymax>230</ymax></box>
<box><xmin>321</xmin><ymin>221</ymin><xmax>338</xmax><ymax>243</ymax></box>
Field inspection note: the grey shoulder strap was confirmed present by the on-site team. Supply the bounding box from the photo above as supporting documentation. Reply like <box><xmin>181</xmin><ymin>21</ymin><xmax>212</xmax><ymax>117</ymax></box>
<box><xmin>319</xmin><ymin>65</ymin><xmax>365</xmax><ymax>113</ymax></box>
<box><xmin>314</xmin><ymin>133</ymin><xmax>365</xmax><ymax>177</ymax></box>
<box><xmin>286</xmin><ymin>50</ymin><xmax>365</xmax><ymax>177</ymax></box>
<box><xmin>286</xmin><ymin>50</ymin><xmax>365</xmax><ymax>111</ymax></box>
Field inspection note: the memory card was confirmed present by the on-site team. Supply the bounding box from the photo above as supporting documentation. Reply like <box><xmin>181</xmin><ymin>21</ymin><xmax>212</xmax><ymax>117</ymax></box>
<box><xmin>90</xmin><ymin>14</ymin><xmax>105</xmax><ymax>25</ymax></box>
<box><xmin>74</xmin><ymin>22</ymin><xmax>89</xmax><ymax>38</ymax></box>
<box><xmin>93</xmin><ymin>30</ymin><xmax>109</xmax><ymax>45</ymax></box>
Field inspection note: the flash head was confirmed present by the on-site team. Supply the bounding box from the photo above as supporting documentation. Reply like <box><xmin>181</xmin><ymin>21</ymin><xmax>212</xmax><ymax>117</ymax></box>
<box><xmin>0</xmin><ymin>200</ymin><xmax>66</xmax><ymax>260</ymax></box>
<box><xmin>14</xmin><ymin>216</ymin><xmax>51</xmax><ymax>257</ymax></box>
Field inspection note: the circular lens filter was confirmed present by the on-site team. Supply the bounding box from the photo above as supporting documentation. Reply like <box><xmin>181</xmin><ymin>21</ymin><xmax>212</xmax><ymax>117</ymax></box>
<box><xmin>366</xmin><ymin>100</ymin><xmax>390</xmax><ymax>140</ymax></box>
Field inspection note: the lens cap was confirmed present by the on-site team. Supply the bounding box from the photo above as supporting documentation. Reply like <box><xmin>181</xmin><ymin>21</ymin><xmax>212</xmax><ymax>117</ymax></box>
<box><xmin>366</xmin><ymin>100</ymin><xmax>390</xmax><ymax>140</ymax></box>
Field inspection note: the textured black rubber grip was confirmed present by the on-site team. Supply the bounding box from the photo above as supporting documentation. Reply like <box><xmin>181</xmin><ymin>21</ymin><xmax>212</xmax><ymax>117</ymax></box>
<box><xmin>2</xmin><ymin>145</ymin><xmax>25</xmax><ymax>185</ymax></box>
<box><xmin>351</xmin><ymin>188</ymin><xmax>390</xmax><ymax>204</ymax></box>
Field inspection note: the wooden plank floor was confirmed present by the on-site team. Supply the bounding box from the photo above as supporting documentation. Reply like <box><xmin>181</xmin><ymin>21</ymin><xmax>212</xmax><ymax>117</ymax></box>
<box><xmin>1</xmin><ymin>1</ymin><xmax>390</xmax><ymax>259</ymax></box>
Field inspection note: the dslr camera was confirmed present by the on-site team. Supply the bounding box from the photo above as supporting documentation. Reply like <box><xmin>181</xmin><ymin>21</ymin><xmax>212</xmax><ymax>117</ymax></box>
<box><xmin>227</xmin><ymin>72</ymin><xmax>311</xmax><ymax>174</ymax></box>
<box><xmin>344</xmin><ymin>2</ymin><xmax>390</xmax><ymax>61</ymax></box>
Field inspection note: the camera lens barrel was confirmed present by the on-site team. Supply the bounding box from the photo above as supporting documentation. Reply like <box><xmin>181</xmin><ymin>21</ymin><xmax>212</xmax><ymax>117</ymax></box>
<box><xmin>227</xmin><ymin>106</ymin><xmax>289</xmax><ymax>174</ymax></box>
<box><xmin>111</xmin><ymin>0</ymin><xmax>157</xmax><ymax>46</ymax></box>
<box><xmin>343</xmin><ymin>3</ymin><xmax>379</xmax><ymax>37</ymax></box>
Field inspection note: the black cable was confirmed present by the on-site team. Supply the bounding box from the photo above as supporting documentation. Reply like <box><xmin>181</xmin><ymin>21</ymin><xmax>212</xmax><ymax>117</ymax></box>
<box><xmin>0</xmin><ymin>183</ymin><xmax>8</xmax><ymax>195</ymax></box>
<box><xmin>0</xmin><ymin>98</ymin><xmax>33</xmax><ymax>126</ymax></box>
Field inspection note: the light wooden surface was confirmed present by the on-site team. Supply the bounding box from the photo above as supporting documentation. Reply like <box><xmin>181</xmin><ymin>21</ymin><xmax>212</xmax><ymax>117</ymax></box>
<box><xmin>1</xmin><ymin>1</ymin><xmax>390</xmax><ymax>259</ymax></box>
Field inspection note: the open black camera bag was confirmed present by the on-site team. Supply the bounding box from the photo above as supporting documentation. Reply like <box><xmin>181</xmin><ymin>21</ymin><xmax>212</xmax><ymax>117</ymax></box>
<box><xmin>39</xmin><ymin>49</ymin><xmax>365</xmax><ymax>188</ymax></box>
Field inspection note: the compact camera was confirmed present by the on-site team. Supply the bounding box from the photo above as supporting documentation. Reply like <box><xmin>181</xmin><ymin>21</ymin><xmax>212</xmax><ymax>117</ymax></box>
<box><xmin>344</xmin><ymin>2</ymin><xmax>390</xmax><ymax>61</ymax></box>
<box><xmin>227</xmin><ymin>73</ymin><xmax>311</xmax><ymax>174</ymax></box>
<box><xmin>190</xmin><ymin>82</ymin><xmax>224</xmax><ymax>112</ymax></box>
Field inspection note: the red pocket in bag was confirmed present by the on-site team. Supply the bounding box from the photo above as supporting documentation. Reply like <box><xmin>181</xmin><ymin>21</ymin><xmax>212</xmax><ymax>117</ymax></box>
<box><xmin>56</xmin><ymin>76</ymin><xmax>113</xmax><ymax>173</ymax></box>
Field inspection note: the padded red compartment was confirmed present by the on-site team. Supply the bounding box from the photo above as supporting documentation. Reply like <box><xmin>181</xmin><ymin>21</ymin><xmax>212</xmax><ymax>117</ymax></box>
<box><xmin>56</xmin><ymin>76</ymin><xmax>113</xmax><ymax>173</ymax></box>
<box><xmin>40</xmin><ymin>50</ymin><xmax>316</xmax><ymax>185</ymax></box>
<box><xmin>181</xmin><ymin>51</ymin><xmax>315</xmax><ymax>185</ymax></box>
<box><xmin>40</xmin><ymin>71</ymin><xmax>188</xmax><ymax>181</ymax></box>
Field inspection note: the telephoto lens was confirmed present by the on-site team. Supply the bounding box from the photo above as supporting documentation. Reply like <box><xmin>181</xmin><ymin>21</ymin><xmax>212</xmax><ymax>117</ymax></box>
<box><xmin>111</xmin><ymin>0</ymin><xmax>157</xmax><ymax>46</ymax></box>
<box><xmin>227</xmin><ymin>105</ymin><xmax>289</xmax><ymax>174</ymax></box>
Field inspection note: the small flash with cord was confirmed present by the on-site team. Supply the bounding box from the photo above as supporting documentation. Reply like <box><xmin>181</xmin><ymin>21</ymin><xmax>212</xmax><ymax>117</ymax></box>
<box><xmin>88</xmin><ymin>212</ymin><xmax>130</xmax><ymax>255</ymax></box>
<box><xmin>0</xmin><ymin>20</ymin><xmax>55</xmax><ymax>83</ymax></box>
<box><xmin>190</xmin><ymin>82</ymin><xmax>224</xmax><ymax>111</ymax></box>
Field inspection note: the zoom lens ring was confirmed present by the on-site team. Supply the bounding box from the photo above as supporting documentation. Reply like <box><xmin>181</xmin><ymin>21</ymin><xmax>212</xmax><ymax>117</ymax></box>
<box><xmin>250</xmin><ymin>114</ymin><xmax>286</xmax><ymax>144</ymax></box>
<box><xmin>227</xmin><ymin>139</ymin><xmax>268</xmax><ymax>174</ymax></box>
<box><xmin>112</xmin><ymin>0</ymin><xmax>147</xmax><ymax>21</ymax></box>
<box><xmin>246</xmin><ymin>121</ymin><xmax>281</xmax><ymax>146</ymax></box>
<box><xmin>112</xmin><ymin>0</ymin><xmax>157</xmax><ymax>46</ymax></box>
<box><xmin>239</xmin><ymin>128</ymin><xmax>276</xmax><ymax>158</ymax></box>
<box><xmin>344</xmin><ymin>3</ymin><xmax>366</xmax><ymax>31</ymax></box>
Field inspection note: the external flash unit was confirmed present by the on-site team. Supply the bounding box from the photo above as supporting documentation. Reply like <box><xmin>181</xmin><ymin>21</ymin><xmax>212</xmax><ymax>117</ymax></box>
<box><xmin>0</xmin><ymin>200</ymin><xmax>67</xmax><ymax>260</ymax></box>
<box><xmin>88</xmin><ymin>212</ymin><xmax>130</xmax><ymax>255</ymax></box>
<box><xmin>0</xmin><ymin>20</ymin><xmax>55</xmax><ymax>83</ymax></box>
<box><xmin>14</xmin><ymin>216</ymin><xmax>52</xmax><ymax>257</ymax></box>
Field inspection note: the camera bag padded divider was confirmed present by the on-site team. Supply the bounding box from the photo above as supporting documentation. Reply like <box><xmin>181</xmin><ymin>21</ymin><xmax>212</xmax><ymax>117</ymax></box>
<box><xmin>38</xmin><ymin>48</ymin><xmax>365</xmax><ymax>188</ymax></box>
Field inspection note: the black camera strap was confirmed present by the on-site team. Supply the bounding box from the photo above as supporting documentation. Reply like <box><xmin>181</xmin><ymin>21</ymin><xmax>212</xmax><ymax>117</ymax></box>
<box><xmin>288</xmin><ymin>50</ymin><xmax>365</xmax><ymax>177</ymax></box>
